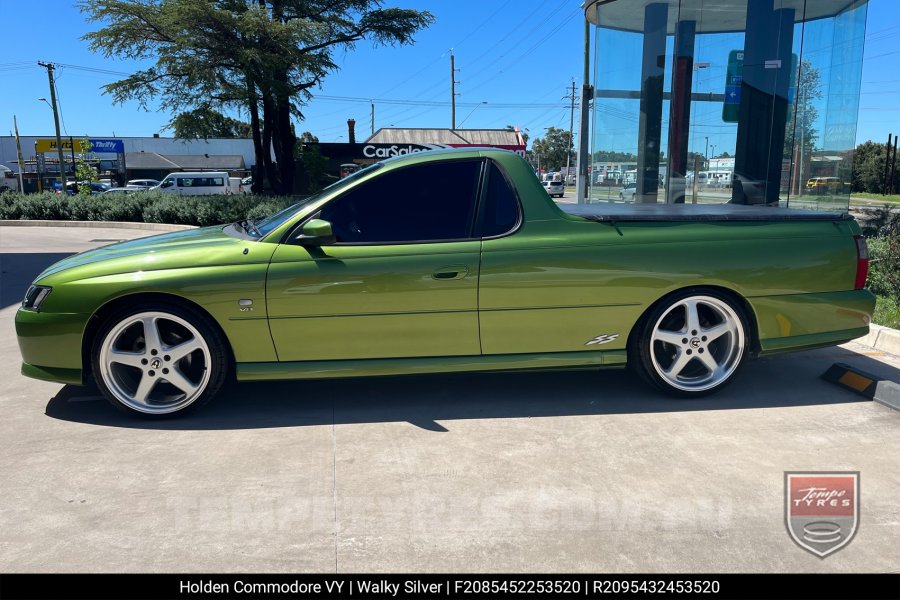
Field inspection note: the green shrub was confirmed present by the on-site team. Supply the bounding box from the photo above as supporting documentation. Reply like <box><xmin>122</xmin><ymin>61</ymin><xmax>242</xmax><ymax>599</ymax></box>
<box><xmin>0</xmin><ymin>190</ymin><xmax>301</xmax><ymax>227</ymax></box>
<box><xmin>867</xmin><ymin>222</ymin><xmax>900</xmax><ymax>305</ymax></box>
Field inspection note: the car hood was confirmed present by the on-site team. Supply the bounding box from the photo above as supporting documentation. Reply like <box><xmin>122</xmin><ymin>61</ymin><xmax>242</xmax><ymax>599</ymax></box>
<box><xmin>36</xmin><ymin>225</ymin><xmax>267</xmax><ymax>282</ymax></box>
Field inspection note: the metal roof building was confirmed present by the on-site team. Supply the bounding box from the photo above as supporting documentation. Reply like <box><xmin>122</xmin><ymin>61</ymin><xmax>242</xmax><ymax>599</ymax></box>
<box><xmin>366</xmin><ymin>128</ymin><xmax>525</xmax><ymax>149</ymax></box>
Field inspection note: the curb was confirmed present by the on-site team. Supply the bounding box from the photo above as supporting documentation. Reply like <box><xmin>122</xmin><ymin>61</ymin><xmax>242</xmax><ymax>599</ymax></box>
<box><xmin>858</xmin><ymin>323</ymin><xmax>900</xmax><ymax>356</ymax></box>
<box><xmin>0</xmin><ymin>220</ymin><xmax>197</xmax><ymax>231</ymax></box>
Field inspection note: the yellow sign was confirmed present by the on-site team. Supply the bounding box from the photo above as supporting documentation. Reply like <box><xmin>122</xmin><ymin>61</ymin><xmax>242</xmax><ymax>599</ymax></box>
<box><xmin>35</xmin><ymin>138</ymin><xmax>89</xmax><ymax>153</ymax></box>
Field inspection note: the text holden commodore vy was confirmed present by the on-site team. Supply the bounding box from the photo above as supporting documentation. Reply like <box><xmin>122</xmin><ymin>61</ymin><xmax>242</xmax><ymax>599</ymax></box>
<box><xmin>16</xmin><ymin>149</ymin><xmax>874</xmax><ymax>417</ymax></box>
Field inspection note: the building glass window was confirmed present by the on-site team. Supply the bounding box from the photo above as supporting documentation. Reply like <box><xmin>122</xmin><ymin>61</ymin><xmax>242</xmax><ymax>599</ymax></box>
<box><xmin>587</xmin><ymin>0</ymin><xmax>868</xmax><ymax>211</ymax></box>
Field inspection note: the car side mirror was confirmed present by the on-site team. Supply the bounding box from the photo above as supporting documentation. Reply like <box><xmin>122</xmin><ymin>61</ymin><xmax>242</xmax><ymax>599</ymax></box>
<box><xmin>295</xmin><ymin>219</ymin><xmax>336</xmax><ymax>246</ymax></box>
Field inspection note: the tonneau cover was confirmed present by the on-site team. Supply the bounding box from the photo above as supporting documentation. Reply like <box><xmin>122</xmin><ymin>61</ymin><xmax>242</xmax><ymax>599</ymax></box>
<box><xmin>561</xmin><ymin>202</ymin><xmax>850</xmax><ymax>222</ymax></box>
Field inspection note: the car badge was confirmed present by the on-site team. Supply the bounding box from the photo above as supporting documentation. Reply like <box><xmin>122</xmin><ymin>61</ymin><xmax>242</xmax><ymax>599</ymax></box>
<box><xmin>585</xmin><ymin>333</ymin><xmax>619</xmax><ymax>346</ymax></box>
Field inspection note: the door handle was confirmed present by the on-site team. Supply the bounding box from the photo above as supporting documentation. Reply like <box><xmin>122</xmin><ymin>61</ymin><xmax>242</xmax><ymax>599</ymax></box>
<box><xmin>432</xmin><ymin>265</ymin><xmax>468</xmax><ymax>280</ymax></box>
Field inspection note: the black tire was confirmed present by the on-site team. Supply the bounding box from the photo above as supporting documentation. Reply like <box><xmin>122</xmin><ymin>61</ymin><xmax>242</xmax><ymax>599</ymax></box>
<box><xmin>629</xmin><ymin>289</ymin><xmax>749</xmax><ymax>398</ymax></box>
<box><xmin>90</xmin><ymin>301</ymin><xmax>230</xmax><ymax>417</ymax></box>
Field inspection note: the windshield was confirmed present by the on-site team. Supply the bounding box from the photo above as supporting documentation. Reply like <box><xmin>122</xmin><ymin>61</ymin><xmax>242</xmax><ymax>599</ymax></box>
<box><xmin>252</xmin><ymin>162</ymin><xmax>383</xmax><ymax>238</ymax></box>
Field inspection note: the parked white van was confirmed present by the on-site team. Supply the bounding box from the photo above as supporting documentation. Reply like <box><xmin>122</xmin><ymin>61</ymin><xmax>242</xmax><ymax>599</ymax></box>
<box><xmin>1</xmin><ymin>165</ymin><xmax>20</xmax><ymax>192</ymax></box>
<box><xmin>153</xmin><ymin>172</ymin><xmax>230</xmax><ymax>195</ymax></box>
<box><xmin>228</xmin><ymin>177</ymin><xmax>245</xmax><ymax>195</ymax></box>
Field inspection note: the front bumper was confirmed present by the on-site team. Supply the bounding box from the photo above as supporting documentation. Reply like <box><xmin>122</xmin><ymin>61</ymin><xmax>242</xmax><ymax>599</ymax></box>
<box><xmin>15</xmin><ymin>308</ymin><xmax>91</xmax><ymax>385</ymax></box>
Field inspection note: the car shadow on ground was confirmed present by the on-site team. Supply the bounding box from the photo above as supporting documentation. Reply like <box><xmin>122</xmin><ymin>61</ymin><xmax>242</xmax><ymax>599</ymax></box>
<box><xmin>44</xmin><ymin>345</ymin><xmax>898</xmax><ymax>432</ymax></box>
<box><xmin>0</xmin><ymin>252</ymin><xmax>75</xmax><ymax>309</ymax></box>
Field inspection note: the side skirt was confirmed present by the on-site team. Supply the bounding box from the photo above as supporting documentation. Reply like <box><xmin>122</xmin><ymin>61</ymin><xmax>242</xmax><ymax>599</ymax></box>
<box><xmin>236</xmin><ymin>350</ymin><xmax>628</xmax><ymax>382</ymax></box>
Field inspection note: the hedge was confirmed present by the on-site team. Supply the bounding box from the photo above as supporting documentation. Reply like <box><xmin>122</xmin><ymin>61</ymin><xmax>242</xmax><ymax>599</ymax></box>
<box><xmin>0</xmin><ymin>190</ymin><xmax>299</xmax><ymax>227</ymax></box>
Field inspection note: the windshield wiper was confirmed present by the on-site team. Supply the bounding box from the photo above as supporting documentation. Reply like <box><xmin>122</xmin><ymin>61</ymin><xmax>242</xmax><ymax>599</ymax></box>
<box><xmin>236</xmin><ymin>218</ymin><xmax>262</xmax><ymax>237</ymax></box>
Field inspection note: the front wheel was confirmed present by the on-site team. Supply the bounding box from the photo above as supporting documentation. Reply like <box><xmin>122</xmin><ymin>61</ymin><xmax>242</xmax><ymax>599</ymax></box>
<box><xmin>631</xmin><ymin>291</ymin><xmax>748</xmax><ymax>397</ymax></box>
<box><xmin>91</xmin><ymin>303</ymin><xmax>230</xmax><ymax>416</ymax></box>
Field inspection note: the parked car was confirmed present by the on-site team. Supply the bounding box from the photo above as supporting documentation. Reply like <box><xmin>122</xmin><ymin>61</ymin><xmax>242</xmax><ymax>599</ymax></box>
<box><xmin>152</xmin><ymin>172</ymin><xmax>229</xmax><ymax>196</ymax></box>
<box><xmin>127</xmin><ymin>179</ymin><xmax>161</xmax><ymax>189</ymax></box>
<box><xmin>542</xmin><ymin>179</ymin><xmax>564</xmax><ymax>198</ymax></box>
<box><xmin>102</xmin><ymin>187</ymin><xmax>143</xmax><ymax>195</ymax></box>
<box><xmin>806</xmin><ymin>177</ymin><xmax>847</xmax><ymax>194</ymax></box>
<box><xmin>16</xmin><ymin>148</ymin><xmax>874</xmax><ymax>417</ymax></box>
<box><xmin>619</xmin><ymin>182</ymin><xmax>637</xmax><ymax>201</ymax></box>
<box><xmin>57</xmin><ymin>181</ymin><xmax>111</xmax><ymax>196</ymax></box>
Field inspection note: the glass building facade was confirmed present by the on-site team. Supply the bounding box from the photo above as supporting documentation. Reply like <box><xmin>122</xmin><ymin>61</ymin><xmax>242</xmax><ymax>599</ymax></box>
<box><xmin>585</xmin><ymin>0</ymin><xmax>868</xmax><ymax>210</ymax></box>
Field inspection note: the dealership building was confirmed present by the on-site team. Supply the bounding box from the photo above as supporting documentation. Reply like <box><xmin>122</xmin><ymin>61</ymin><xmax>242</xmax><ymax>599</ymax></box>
<box><xmin>308</xmin><ymin>126</ymin><xmax>527</xmax><ymax>174</ymax></box>
<box><xmin>583</xmin><ymin>0</ymin><xmax>869</xmax><ymax>207</ymax></box>
<box><xmin>0</xmin><ymin>126</ymin><xmax>525</xmax><ymax>191</ymax></box>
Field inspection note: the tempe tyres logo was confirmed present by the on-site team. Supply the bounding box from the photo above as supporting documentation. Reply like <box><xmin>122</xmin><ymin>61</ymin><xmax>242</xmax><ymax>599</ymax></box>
<box><xmin>785</xmin><ymin>471</ymin><xmax>859</xmax><ymax>558</ymax></box>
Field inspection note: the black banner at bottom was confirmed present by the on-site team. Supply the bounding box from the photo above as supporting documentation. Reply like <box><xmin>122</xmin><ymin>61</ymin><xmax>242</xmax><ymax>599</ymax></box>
<box><xmin>0</xmin><ymin>574</ymin><xmax>897</xmax><ymax>600</ymax></box>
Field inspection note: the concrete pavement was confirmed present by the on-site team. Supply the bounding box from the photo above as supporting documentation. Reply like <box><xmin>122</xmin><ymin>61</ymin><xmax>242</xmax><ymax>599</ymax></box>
<box><xmin>1</xmin><ymin>224</ymin><xmax>899</xmax><ymax>573</ymax></box>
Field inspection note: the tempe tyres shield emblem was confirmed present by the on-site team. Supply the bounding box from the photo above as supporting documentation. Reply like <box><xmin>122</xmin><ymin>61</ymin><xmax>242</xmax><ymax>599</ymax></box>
<box><xmin>785</xmin><ymin>471</ymin><xmax>859</xmax><ymax>558</ymax></box>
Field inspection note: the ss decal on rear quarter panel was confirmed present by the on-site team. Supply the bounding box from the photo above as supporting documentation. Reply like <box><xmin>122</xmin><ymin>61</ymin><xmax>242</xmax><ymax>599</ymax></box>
<box><xmin>585</xmin><ymin>333</ymin><xmax>619</xmax><ymax>346</ymax></box>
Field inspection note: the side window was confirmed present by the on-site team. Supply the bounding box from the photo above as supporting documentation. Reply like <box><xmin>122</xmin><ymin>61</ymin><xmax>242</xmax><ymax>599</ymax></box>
<box><xmin>481</xmin><ymin>163</ymin><xmax>520</xmax><ymax>237</ymax></box>
<box><xmin>319</xmin><ymin>160</ymin><xmax>482</xmax><ymax>243</ymax></box>
<box><xmin>212</xmin><ymin>177</ymin><xmax>224</xmax><ymax>186</ymax></box>
<box><xmin>178</xmin><ymin>178</ymin><xmax>192</xmax><ymax>187</ymax></box>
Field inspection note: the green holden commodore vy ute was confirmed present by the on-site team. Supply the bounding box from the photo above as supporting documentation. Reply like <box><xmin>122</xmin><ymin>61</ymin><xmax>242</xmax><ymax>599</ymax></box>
<box><xmin>16</xmin><ymin>149</ymin><xmax>874</xmax><ymax>417</ymax></box>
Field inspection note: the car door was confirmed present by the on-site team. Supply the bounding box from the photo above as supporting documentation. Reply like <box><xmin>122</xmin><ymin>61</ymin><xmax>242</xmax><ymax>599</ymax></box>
<box><xmin>266</xmin><ymin>158</ymin><xmax>484</xmax><ymax>362</ymax></box>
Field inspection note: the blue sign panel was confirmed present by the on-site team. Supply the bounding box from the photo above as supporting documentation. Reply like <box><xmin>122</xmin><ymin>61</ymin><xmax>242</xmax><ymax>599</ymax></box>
<box><xmin>89</xmin><ymin>139</ymin><xmax>124</xmax><ymax>153</ymax></box>
<box><xmin>725</xmin><ymin>85</ymin><xmax>741</xmax><ymax>105</ymax></box>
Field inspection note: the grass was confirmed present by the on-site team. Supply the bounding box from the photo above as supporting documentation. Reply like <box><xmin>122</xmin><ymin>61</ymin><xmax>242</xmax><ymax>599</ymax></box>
<box><xmin>873</xmin><ymin>295</ymin><xmax>900</xmax><ymax>329</ymax></box>
<box><xmin>850</xmin><ymin>193</ymin><xmax>900</xmax><ymax>206</ymax></box>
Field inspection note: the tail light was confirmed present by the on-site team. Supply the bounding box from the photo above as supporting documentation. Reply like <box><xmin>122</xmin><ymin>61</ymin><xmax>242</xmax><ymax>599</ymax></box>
<box><xmin>853</xmin><ymin>235</ymin><xmax>869</xmax><ymax>290</ymax></box>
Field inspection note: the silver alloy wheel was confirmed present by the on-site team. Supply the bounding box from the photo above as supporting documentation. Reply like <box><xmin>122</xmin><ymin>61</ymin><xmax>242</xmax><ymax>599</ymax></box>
<box><xmin>98</xmin><ymin>311</ymin><xmax>212</xmax><ymax>414</ymax></box>
<box><xmin>648</xmin><ymin>295</ymin><xmax>745</xmax><ymax>392</ymax></box>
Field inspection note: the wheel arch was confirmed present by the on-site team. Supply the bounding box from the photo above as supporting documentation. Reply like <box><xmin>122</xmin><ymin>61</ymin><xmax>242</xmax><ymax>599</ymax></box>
<box><xmin>81</xmin><ymin>292</ymin><xmax>235</xmax><ymax>382</ymax></box>
<box><xmin>626</xmin><ymin>285</ymin><xmax>761</xmax><ymax>360</ymax></box>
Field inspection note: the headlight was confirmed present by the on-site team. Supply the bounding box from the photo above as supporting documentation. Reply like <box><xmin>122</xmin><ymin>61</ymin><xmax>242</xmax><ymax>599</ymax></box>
<box><xmin>22</xmin><ymin>285</ymin><xmax>52</xmax><ymax>311</ymax></box>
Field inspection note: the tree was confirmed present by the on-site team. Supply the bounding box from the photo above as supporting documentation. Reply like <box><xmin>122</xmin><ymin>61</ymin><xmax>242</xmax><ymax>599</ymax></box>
<box><xmin>686</xmin><ymin>151</ymin><xmax>706</xmax><ymax>171</ymax></box>
<box><xmin>504</xmin><ymin>125</ymin><xmax>528</xmax><ymax>148</ymax></box>
<box><xmin>167</xmin><ymin>107</ymin><xmax>252</xmax><ymax>139</ymax></box>
<box><xmin>532</xmin><ymin>127</ymin><xmax>573</xmax><ymax>172</ymax></box>
<box><xmin>80</xmin><ymin>0</ymin><xmax>434</xmax><ymax>194</ymax></box>
<box><xmin>852</xmin><ymin>140</ymin><xmax>889</xmax><ymax>194</ymax></box>
<box><xmin>75</xmin><ymin>137</ymin><xmax>99</xmax><ymax>195</ymax></box>
<box><xmin>294</xmin><ymin>131</ymin><xmax>326</xmax><ymax>193</ymax></box>
<box><xmin>592</xmin><ymin>150</ymin><xmax>637</xmax><ymax>163</ymax></box>
<box><xmin>784</xmin><ymin>60</ymin><xmax>822</xmax><ymax>159</ymax></box>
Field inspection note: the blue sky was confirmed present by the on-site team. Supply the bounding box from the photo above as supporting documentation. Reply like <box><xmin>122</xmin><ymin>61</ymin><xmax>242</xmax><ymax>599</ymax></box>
<box><xmin>1</xmin><ymin>0</ymin><xmax>898</xmax><ymax>152</ymax></box>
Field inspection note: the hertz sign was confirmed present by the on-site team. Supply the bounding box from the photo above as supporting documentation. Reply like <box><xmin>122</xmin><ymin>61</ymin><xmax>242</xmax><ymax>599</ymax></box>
<box><xmin>35</xmin><ymin>138</ymin><xmax>124</xmax><ymax>154</ymax></box>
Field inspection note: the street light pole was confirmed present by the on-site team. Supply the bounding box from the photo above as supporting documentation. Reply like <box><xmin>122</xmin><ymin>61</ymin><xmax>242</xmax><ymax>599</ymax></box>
<box><xmin>458</xmin><ymin>102</ymin><xmax>487</xmax><ymax>128</ymax></box>
<box><xmin>37</xmin><ymin>62</ymin><xmax>67</xmax><ymax>188</ymax></box>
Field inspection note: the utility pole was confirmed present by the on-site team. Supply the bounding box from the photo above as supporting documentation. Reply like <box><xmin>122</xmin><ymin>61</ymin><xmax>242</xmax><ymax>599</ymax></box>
<box><xmin>37</xmin><ymin>61</ymin><xmax>68</xmax><ymax>189</ymax></box>
<box><xmin>890</xmin><ymin>136</ymin><xmax>898</xmax><ymax>195</ymax></box>
<box><xmin>13</xmin><ymin>115</ymin><xmax>25</xmax><ymax>193</ymax></box>
<box><xmin>450</xmin><ymin>51</ymin><xmax>459</xmax><ymax>129</ymax></box>
<box><xmin>370</xmin><ymin>100</ymin><xmax>375</xmax><ymax>136</ymax></box>
<box><xmin>883</xmin><ymin>133</ymin><xmax>894</xmax><ymax>195</ymax></box>
<box><xmin>565</xmin><ymin>80</ymin><xmax>577</xmax><ymax>182</ymax></box>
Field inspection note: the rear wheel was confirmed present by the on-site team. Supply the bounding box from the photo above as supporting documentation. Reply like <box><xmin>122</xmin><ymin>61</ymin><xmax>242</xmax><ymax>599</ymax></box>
<box><xmin>632</xmin><ymin>291</ymin><xmax>747</xmax><ymax>397</ymax></box>
<box><xmin>91</xmin><ymin>303</ymin><xmax>229</xmax><ymax>416</ymax></box>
